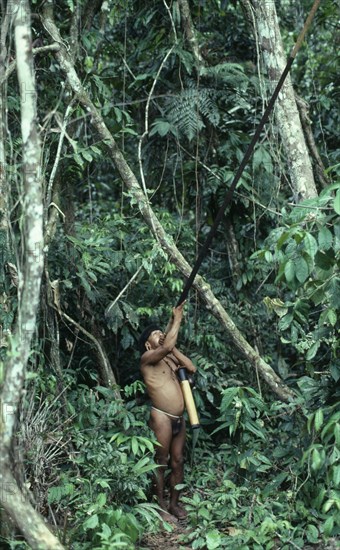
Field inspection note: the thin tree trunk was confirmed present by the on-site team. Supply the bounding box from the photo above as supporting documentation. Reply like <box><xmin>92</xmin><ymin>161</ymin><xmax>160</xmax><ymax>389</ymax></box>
<box><xmin>242</xmin><ymin>0</ymin><xmax>318</xmax><ymax>200</ymax></box>
<box><xmin>178</xmin><ymin>0</ymin><xmax>203</xmax><ymax>66</ymax></box>
<box><xmin>225</xmin><ymin>219</ymin><xmax>242</xmax><ymax>284</ymax></box>
<box><xmin>0</xmin><ymin>8</ymin><xmax>11</xmax><ymax>273</ymax></box>
<box><xmin>0</xmin><ymin>1</ymin><xmax>64</xmax><ymax>548</ymax></box>
<box><xmin>42</xmin><ymin>4</ymin><xmax>294</xmax><ymax>403</ymax></box>
<box><xmin>295</xmin><ymin>93</ymin><xmax>329</xmax><ymax>189</ymax></box>
<box><xmin>0</xmin><ymin>10</ymin><xmax>15</xmax><ymax>541</ymax></box>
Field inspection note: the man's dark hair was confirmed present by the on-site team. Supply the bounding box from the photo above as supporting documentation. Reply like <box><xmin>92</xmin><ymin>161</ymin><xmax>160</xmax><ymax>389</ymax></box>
<box><xmin>138</xmin><ymin>324</ymin><xmax>161</xmax><ymax>354</ymax></box>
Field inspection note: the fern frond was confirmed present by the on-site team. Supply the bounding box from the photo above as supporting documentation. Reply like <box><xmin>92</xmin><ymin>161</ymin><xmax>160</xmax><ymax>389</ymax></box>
<box><xmin>200</xmin><ymin>62</ymin><xmax>247</xmax><ymax>88</ymax></box>
<box><xmin>165</xmin><ymin>83</ymin><xmax>220</xmax><ymax>141</ymax></box>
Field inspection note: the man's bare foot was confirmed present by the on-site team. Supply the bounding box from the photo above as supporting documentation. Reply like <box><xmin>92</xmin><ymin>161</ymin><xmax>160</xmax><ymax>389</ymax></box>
<box><xmin>168</xmin><ymin>503</ymin><xmax>187</xmax><ymax>519</ymax></box>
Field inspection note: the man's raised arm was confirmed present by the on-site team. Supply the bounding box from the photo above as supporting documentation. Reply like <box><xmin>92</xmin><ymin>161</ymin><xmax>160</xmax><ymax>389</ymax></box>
<box><xmin>140</xmin><ymin>303</ymin><xmax>185</xmax><ymax>366</ymax></box>
<box><xmin>171</xmin><ymin>347</ymin><xmax>196</xmax><ymax>374</ymax></box>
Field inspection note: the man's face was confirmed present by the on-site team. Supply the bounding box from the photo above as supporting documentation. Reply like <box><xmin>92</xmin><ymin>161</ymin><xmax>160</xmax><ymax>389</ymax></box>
<box><xmin>147</xmin><ymin>329</ymin><xmax>164</xmax><ymax>350</ymax></box>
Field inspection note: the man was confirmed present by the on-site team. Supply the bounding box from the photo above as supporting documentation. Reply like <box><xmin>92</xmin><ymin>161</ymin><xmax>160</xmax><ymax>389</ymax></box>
<box><xmin>139</xmin><ymin>302</ymin><xmax>196</xmax><ymax>521</ymax></box>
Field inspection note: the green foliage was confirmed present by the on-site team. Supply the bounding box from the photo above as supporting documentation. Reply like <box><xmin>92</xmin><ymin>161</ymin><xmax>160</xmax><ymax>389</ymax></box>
<box><xmin>252</xmin><ymin>184</ymin><xmax>339</xmax><ymax>378</ymax></box>
<box><xmin>178</xmin><ymin>387</ymin><xmax>339</xmax><ymax>549</ymax></box>
<box><xmin>59</xmin><ymin>385</ymin><xmax>163</xmax><ymax>546</ymax></box>
<box><xmin>150</xmin><ymin>62</ymin><xmax>247</xmax><ymax>142</ymax></box>
<box><xmin>2</xmin><ymin>1</ymin><xmax>339</xmax><ymax>548</ymax></box>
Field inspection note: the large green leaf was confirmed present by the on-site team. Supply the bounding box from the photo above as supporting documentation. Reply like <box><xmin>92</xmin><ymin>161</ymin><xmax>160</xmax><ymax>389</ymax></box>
<box><xmin>318</xmin><ymin>226</ymin><xmax>333</xmax><ymax>250</ymax></box>
<box><xmin>303</xmin><ymin>232</ymin><xmax>318</xmax><ymax>258</ymax></box>
<box><xmin>284</xmin><ymin>259</ymin><xmax>295</xmax><ymax>282</ymax></box>
<box><xmin>295</xmin><ymin>257</ymin><xmax>309</xmax><ymax>283</ymax></box>
<box><xmin>334</xmin><ymin>189</ymin><xmax>340</xmax><ymax>214</ymax></box>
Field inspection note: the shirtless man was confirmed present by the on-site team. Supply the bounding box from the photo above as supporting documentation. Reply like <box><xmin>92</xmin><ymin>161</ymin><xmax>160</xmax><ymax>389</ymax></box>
<box><xmin>139</xmin><ymin>302</ymin><xmax>196</xmax><ymax>521</ymax></box>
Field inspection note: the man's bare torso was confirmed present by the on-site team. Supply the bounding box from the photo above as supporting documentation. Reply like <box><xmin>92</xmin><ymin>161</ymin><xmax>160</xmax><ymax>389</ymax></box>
<box><xmin>141</xmin><ymin>354</ymin><xmax>184</xmax><ymax>416</ymax></box>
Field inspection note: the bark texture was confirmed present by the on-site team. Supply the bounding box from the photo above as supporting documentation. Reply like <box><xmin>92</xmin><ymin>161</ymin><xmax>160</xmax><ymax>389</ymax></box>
<box><xmin>0</xmin><ymin>1</ymin><xmax>64</xmax><ymax>548</ymax></box>
<box><xmin>295</xmin><ymin>93</ymin><xmax>329</xmax><ymax>189</ymax></box>
<box><xmin>178</xmin><ymin>0</ymin><xmax>203</xmax><ymax>66</ymax></box>
<box><xmin>42</xmin><ymin>4</ymin><xmax>294</xmax><ymax>403</ymax></box>
<box><xmin>0</xmin><ymin>10</ymin><xmax>10</xmax><ymax>248</ymax></box>
<box><xmin>244</xmin><ymin>0</ymin><xmax>318</xmax><ymax>200</ymax></box>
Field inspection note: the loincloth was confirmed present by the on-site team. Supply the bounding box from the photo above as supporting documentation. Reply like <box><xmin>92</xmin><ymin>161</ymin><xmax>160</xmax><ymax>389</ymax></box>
<box><xmin>151</xmin><ymin>406</ymin><xmax>184</xmax><ymax>436</ymax></box>
<box><xmin>151</xmin><ymin>406</ymin><xmax>182</xmax><ymax>419</ymax></box>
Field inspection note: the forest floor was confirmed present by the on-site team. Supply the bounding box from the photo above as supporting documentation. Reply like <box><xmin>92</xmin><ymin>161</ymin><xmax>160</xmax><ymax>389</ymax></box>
<box><xmin>138</xmin><ymin>518</ymin><xmax>340</xmax><ymax>550</ymax></box>
<box><xmin>139</xmin><ymin>517</ymin><xmax>191</xmax><ymax>550</ymax></box>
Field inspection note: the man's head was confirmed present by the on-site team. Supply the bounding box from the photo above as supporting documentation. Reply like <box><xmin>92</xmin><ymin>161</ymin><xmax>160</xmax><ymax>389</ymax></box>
<box><xmin>139</xmin><ymin>324</ymin><xmax>164</xmax><ymax>354</ymax></box>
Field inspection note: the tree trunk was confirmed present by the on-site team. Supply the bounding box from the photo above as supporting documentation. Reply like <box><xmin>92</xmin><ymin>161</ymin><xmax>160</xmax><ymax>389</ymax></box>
<box><xmin>42</xmin><ymin>5</ymin><xmax>294</xmax><ymax>403</ymax></box>
<box><xmin>0</xmin><ymin>1</ymin><xmax>64</xmax><ymax>548</ymax></box>
<box><xmin>225</xmin><ymin>219</ymin><xmax>242</xmax><ymax>284</ymax></box>
<box><xmin>178</xmin><ymin>0</ymin><xmax>203</xmax><ymax>66</ymax></box>
<box><xmin>295</xmin><ymin>93</ymin><xmax>329</xmax><ymax>189</ymax></box>
<box><xmin>243</xmin><ymin>0</ymin><xmax>318</xmax><ymax>200</ymax></box>
<box><xmin>0</xmin><ymin>8</ymin><xmax>11</xmax><ymax>282</ymax></box>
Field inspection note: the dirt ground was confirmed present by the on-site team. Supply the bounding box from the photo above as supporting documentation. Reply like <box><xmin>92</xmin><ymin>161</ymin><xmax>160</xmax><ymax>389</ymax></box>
<box><xmin>138</xmin><ymin>518</ymin><xmax>191</xmax><ymax>550</ymax></box>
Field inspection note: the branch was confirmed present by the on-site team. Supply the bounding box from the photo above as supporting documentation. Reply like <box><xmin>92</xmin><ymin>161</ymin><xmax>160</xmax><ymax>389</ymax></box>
<box><xmin>138</xmin><ymin>43</ymin><xmax>176</xmax><ymax>200</ymax></box>
<box><xmin>0</xmin><ymin>43</ymin><xmax>60</xmax><ymax>86</ymax></box>
<box><xmin>41</xmin><ymin>6</ymin><xmax>295</xmax><ymax>402</ymax></box>
<box><xmin>54</xmin><ymin>306</ymin><xmax>121</xmax><ymax>400</ymax></box>
<box><xmin>105</xmin><ymin>265</ymin><xmax>143</xmax><ymax>318</ymax></box>
<box><xmin>45</xmin><ymin>102</ymin><xmax>75</xmax><ymax>216</ymax></box>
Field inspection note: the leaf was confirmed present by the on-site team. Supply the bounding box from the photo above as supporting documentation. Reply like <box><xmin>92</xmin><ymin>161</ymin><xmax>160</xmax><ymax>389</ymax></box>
<box><xmin>330</xmin><ymin>364</ymin><xmax>340</xmax><ymax>382</ymax></box>
<box><xmin>327</xmin><ymin>309</ymin><xmax>337</xmax><ymax>326</ymax></box>
<box><xmin>323</xmin><ymin>499</ymin><xmax>335</xmax><ymax>513</ymax></box>
<box><xmin>334</xmin><ymin>189</ymin><xmax>340</xmax><ymax>214</ymax></box>
<box><xmin>205</xmin><ymin>529</ymin><xmax>221</xmax><ymax>550</ymax></box>
<box><xmin>192</xmin><ymin>538</ymin><xmax>206</xmax><ymax>549</ymax></box>
<box><xmin>318</xmin><ymin>226</ymin><xmax>333</xmax><ymax>250</ymax></box>
<box><xmin>101</xmin><ymin>523</ymin><xmax>112</xmax><ymax>538</ymax></box>
<box><xmin>149</xmin><ymin>120</ymin><xmax>171</xmax><ymax>137</ymax></box>
<box><xmin>83</xmin><ymin>514</ymin><xmax>99</xmax><ymax>530</ymax></box>
<box><xmin>303</xmin><ymin>233</ymin><xmax>318</xmax><ymax>258</ymax></box>
<box><xmin>198</xmin><ymin>507</ymin><xmax>211</xmax><ymax>520</ymax></box>
<box><xmin>81</xmin><ymin>149</ymin><xmax>93</xmax><ymax>162</ymax></box>
<box><xmin>323</xmin><ymin>516</ymin><xmax>334</xmax><ymax>537</ymax></box>
<box><xmin>284</xmin><ymin>260</ymin><xmax>295</xmax><ymax>282</ymax></box>
<box><xmin>311</xmin><ymin>448</ymin><xmax>322</xmax><ymax>471</ymax></box>
<box><xmin>264</xmin><ymin>250</ymin><xmax>273</xmax><ymax>262</ymax></box>
<box><xmin>263</xmin><ymin>297</ymin><xmax>288</xmax><ymax>317</ymax></box>
<box><xmin>314</xmin><ymin>409</ymin><xmax>324</xmax><ymax>432</ymax></box>
<box><xmin>306</xmin><ymin>524</ymin><xmax>319</xmax><ymax>543</ymax></box>
<box><xmin>253</xmin><ymin>146</ymin><xmax>273</xmax><ymax>173</ymax></box>
<box><xmin>333</xmin><ymin>465</ymin><xmax>340</xmax><ymax>487</ymax></box>
<box><xmin>244</xmin><ymin>420</ymin><xmax>266</xmax><ymax>440</ymax></box>
<box><xmin>278</xmin><ymin>313</ymin><xmax>293</xmax><ymax>331</ymax></box>
<box><xmin>295</xmin><ymin>257</ymin><xmax>309</xmax><ymax>283</ymax></box>
<box><xmin>96</xmin><ymin>493</ymin><xmax>107</xmax><ymax>507</ymax></box>
<box><xmin>306</xmin><ymin>341</ymin><xmax>320</xmax><ymax>360</ymax></box>
<box><xmin>220</xmin><ymin>387</ymin><xmax>239</xmax><ymax>412</ymax></box>
<box><xmin>131</xmin><ymin>437</ymin><xmax>138</xmax><ymax>456</ymax></box>
<box><xmin>334</xmin><ymin>223</ymin><xmax>340</xmax><ymax>252</ymax></box>
<box><xmin>227</xmin><ymin>527</ymin><xmax>242</xmax><ymax>536</ymax></box>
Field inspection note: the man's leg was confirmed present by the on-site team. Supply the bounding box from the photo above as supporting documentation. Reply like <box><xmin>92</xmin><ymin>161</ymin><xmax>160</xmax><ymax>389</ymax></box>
<box><xmin>168</xmin><ymin>418</ymin><xmax>187</xmax><ymax>519</ymax></box>
<box><xmin>149</xmin><ymin>409</ymin><xmax>176</xmax><ymax>519</ymax></box>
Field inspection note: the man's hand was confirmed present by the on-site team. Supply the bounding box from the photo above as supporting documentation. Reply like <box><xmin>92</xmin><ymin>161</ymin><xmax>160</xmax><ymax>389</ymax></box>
<box><xmin>172</xmin><ymin>301</ymin><xmax>186</xmax><ymax>322</ymax></box>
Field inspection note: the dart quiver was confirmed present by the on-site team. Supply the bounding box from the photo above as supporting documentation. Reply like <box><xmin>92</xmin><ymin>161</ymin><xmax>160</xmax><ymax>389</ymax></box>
<box><xmin>178</xmin><ymin>368</ymin><xmax>200</xmax><ymax>429</ymax></box>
